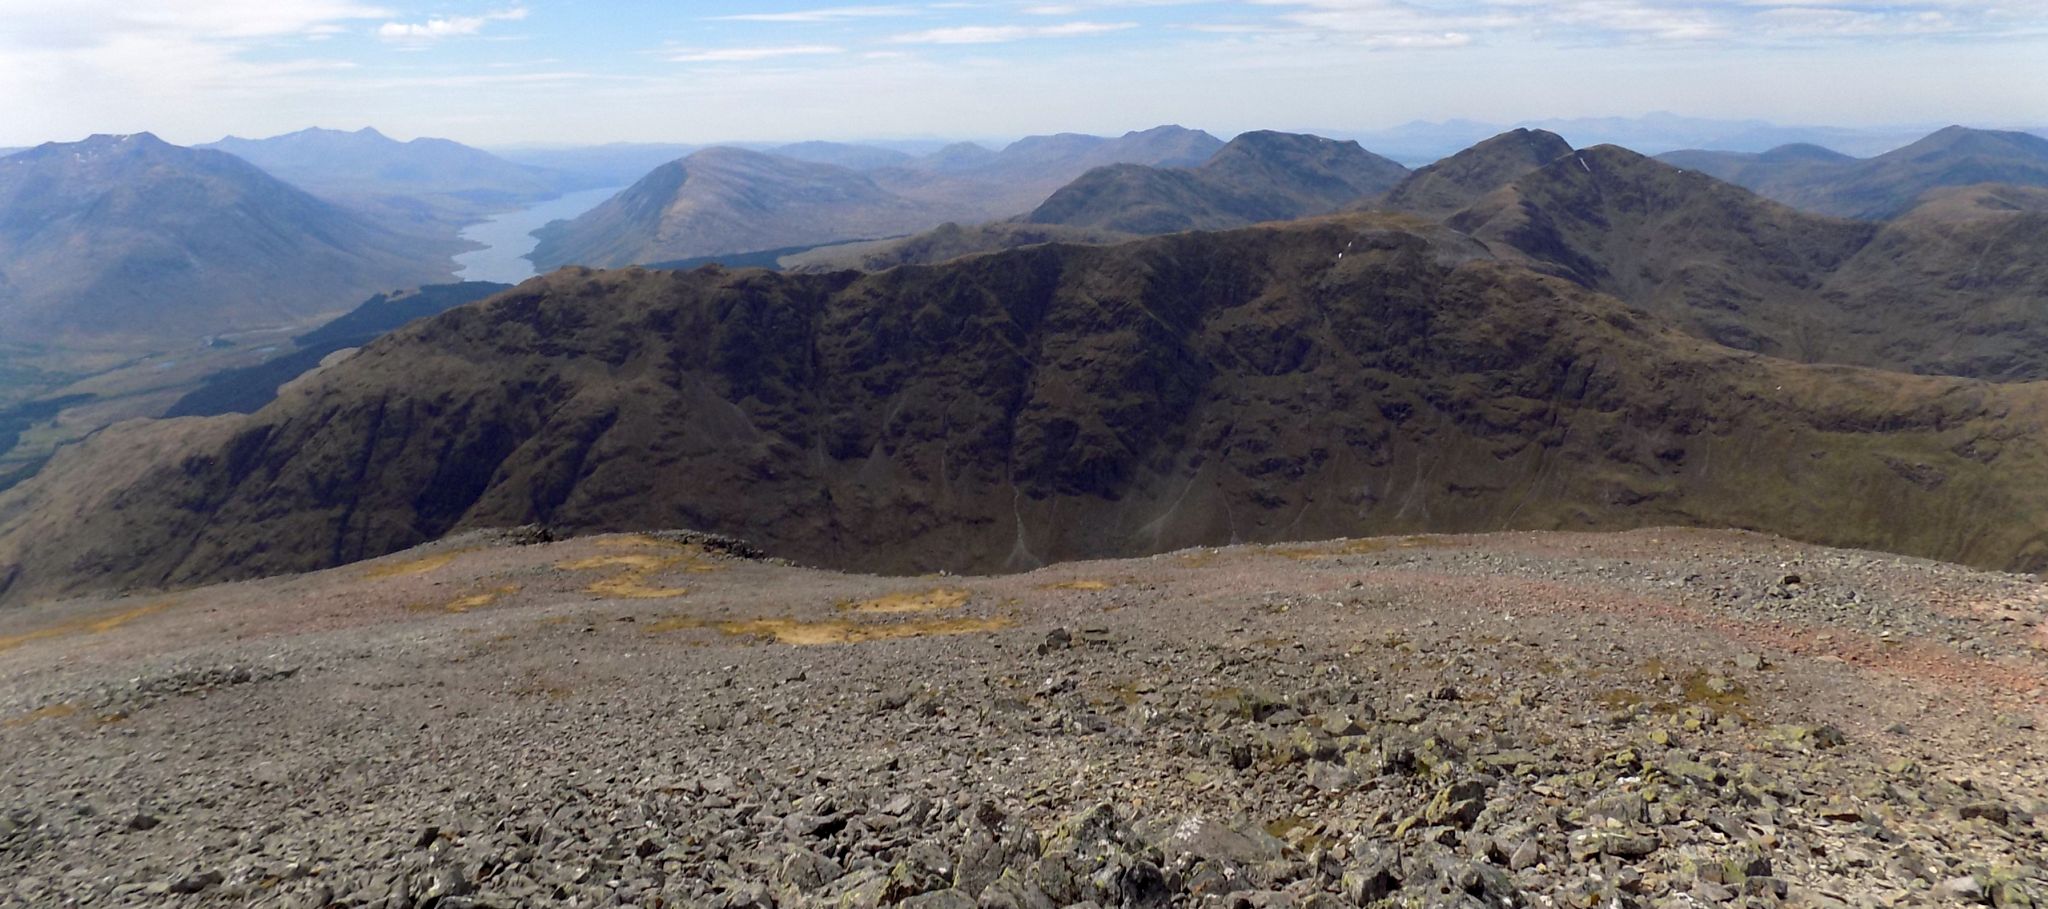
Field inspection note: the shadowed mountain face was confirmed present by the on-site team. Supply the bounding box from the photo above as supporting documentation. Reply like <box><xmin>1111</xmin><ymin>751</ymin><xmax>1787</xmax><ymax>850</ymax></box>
<box><xmin>164</xmin><ymin>282</ymin><xmax>515</xmax><ymax>419</ymax></box>
<box><xmin>526</xmin><ymin>147</ymin><xmax>936</xmax><ymax>268</ymax></box>
<box><xmin>1449</xmin><ymin>145</ymin><xmax>2048</xmax><ymax>380</ymax></box>
<box><xmin>8</xmin><ymin>216</ymin><xmax>2048</xmax><ymax>607</ymax></box>
<box><xmin>1027</xmin><ymin>132</ymin><xmax>1408</xmax><ymax>234</ymax></box>
<box><xmin>0</xmin><ymin>133</ymin><xmax>459</xmax><ymax>344</ymax></box>
<box><xmin>1656</xmin><ymin>127</ymin><xmax>2048</xmax><ymax>219</ymax></box>
<box><xmin>1380</xmin><ymin>128</ymin><xmax>1575</xmax><ymax>218</ymax></box>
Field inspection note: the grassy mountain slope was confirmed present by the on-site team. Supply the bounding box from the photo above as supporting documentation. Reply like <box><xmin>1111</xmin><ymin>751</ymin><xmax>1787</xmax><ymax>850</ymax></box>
<box><xmin>6</xmin><ymin>216</ymin><xmax>2048</xmax><ymax>606</ymax></box>
<box><xmin>0</xmin><ymin>133</ymin><xmax>459</xmax><ymax>345</ymax></box>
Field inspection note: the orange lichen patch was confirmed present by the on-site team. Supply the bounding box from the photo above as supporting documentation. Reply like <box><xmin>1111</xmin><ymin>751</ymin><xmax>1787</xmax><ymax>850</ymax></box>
<box><xmin>560</xmin><ymin>554</ymin><xmax>667</xmax><ymax>572</ymax></box>
<box><xmin>4</xmin><ymin>702</ymin><xmax>80</xmax><ymax>728</ymax></box>
<box><xmin>837</xmin><ymin>588</ymin><xmax>971</xmax><ymax>615</ymax></box>
<box><xmin>0</xmin><ymin>599</ymin><xmax>178</xmax><ymax>654</ymax></box>
<box><xmin>361</xmin><ymin>550</ymin><xmax>468</xmax><ymax>580</ymax></box>
<box><xmin>1045</xmin><ymin>579</ymin><xmax>1115</xmax><ymax>591</ymax></box>
<box><xmin>559</xmin><ymin>543</ymin><xmax>719</xmax><ymax>599</ymax></box>
<box><xmin>589</xmin><ymin>575</ymin><xmax>690</xmax><ymax>600</ymax></box>
<box><xmin>645</xmin><ymin>613</ymin><xmax>1013</xmax><ymax>645</ymax></box>
<box><xmin>1271</xmin><ymin>536</ymin><xmax>1434</xmax><ymax>561</ymax></box>
<box><xmin>592</xmin><ymin>535</ymin><xmax>724</xmax><ymax>571</ymax></box>
<box><xmin>413</xmin><ymin>584</ymin><xmax>522</xmax><ymax>614</ymax></box>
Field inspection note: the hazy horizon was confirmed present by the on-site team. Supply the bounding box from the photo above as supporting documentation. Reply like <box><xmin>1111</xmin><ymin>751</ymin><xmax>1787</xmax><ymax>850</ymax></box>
<box><xmin>4</xmin><ymin>1</ymin><xmax>2045</xmax><ymax>149</ymax></box>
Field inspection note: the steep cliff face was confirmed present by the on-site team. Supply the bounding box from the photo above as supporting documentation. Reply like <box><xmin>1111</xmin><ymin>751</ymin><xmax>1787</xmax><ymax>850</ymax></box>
<box><xmin>6</xmin><ymin>215</ymin><xmax>2048</xmax><ymax>606</ymax></box>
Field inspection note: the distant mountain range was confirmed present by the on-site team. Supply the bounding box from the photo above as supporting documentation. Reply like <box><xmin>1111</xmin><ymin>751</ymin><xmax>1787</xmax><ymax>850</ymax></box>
<box><xmin>1336</xmin><ymin>113</ymin><xmax>2035</xmax><ymax>165</ymax></box>
<box><xmin>529</xmin><ymin>126</ymin><xmax>1229</xmax><ymax>268</ymax></box>
<box><xmin>769</xmin><ymin>141</ymin><xmax>916</xmax><ymax>172</ymax></box>
<box><xmin>0</xmin><ymin>133</ymin><xmax>459</xmax><ymax>345</ymax></box>
<box><xmin>792</xmin><ymin>128</ymin><xmax>1536</xmax><ymax>270</ymax></box>
<box><xmin>872</xmin><ymin>125</ymin><xmax>1226</xmax><ymax>221</ymax></box>
<box><xmin>200</xmin><ymin>127</ymin><xmax>585</xmax><ymax>233</ymax></box>
<box><xmin>1658</xmin><ymin>126</ymin><xmax>2048</xmax><ymax>219</ymax></box>
<box><xmin>1026</xmin><ymin>131</ymin><xmax>1409</xmax><ymax>234</ymax></box>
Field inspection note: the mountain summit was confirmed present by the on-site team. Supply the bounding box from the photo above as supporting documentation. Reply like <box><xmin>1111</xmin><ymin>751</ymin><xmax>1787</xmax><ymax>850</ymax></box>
<box><xmin>1380</xmin><ymin>128</ymin><xmax>1574</xmax><ymax>217</ymax></box>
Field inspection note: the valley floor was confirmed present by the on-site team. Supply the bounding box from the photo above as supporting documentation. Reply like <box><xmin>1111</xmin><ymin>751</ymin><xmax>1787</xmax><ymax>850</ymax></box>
<box><xmin>1</xmin><ymin>528</ymin><xmax>2044</xmax><ymax>908</ymax></box>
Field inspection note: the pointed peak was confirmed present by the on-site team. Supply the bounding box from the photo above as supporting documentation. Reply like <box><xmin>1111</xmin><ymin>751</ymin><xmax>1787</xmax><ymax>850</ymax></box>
<box><xmin>67</xmin><ymin>132</ymin><xmax>172</xmax><ymax>154</ymax></box>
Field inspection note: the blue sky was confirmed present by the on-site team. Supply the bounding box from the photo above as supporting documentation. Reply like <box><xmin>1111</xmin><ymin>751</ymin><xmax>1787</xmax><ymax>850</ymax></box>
<box><xmin>1</xmin><ymin>0</ymin><xmax>2043</xmax><ymax>147</ymax></box>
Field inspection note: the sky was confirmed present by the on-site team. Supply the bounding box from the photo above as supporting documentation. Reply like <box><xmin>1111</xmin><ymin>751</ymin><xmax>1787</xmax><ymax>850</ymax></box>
<box><xmin>1</xmin><ymin>0</ymin><xmax>2044</xmax><ymax>148</ymax></box>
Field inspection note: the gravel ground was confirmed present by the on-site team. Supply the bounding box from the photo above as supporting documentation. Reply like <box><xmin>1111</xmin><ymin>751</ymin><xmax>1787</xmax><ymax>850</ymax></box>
<box><xmin>1</xmin><ymin>527</ymin><xmax>2043</xmax><ymax>909</ymax></box>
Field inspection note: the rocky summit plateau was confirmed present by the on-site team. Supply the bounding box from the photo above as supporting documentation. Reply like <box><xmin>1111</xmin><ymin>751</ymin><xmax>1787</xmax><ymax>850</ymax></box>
<box><xmin>1</xmin><ymin>526</ymin><xmax>2044</xmax><ymax>908</ymax></box>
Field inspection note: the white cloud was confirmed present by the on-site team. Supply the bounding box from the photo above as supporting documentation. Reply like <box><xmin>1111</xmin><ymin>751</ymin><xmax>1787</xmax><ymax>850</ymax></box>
<box><xmin>0</xmin><ymin>0</ymin><xmax>392</xmax><ymax>47</ymax></box>
<box><xmin>890</xmin><ymin>20</ymin><xmax>1137</xmax><ymax>43</ymax></box>
<box><xmin>377</xmin><ymin>7</ymin><xmax>527</xmax><ymax>42</ymax></box>
<box><xmin>711</xmin><ymin>5</ymin><xmax>920</xmax><ymax>22</ymax></box>
<box><xmin>671</xmin><ymin>44</ymin><xmax>847</xmax><ymax>62</ymax></box>
<box><xmin>1249</xmin><ymin>0</ymin><xmax>2048</xmax><ymax>46</ymax></box>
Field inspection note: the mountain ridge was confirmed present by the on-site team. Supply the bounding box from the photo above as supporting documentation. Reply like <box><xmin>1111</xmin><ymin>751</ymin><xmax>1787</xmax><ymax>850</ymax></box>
<box><xmin>7</xmin><ymin>215</ymin><xmax>2048</xmax><ymax>606</ymax></box>
<box><xmin>1450</xmin><ymin>143</ymin><xmax>2048</xmax><ymax>379</ymax></box>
